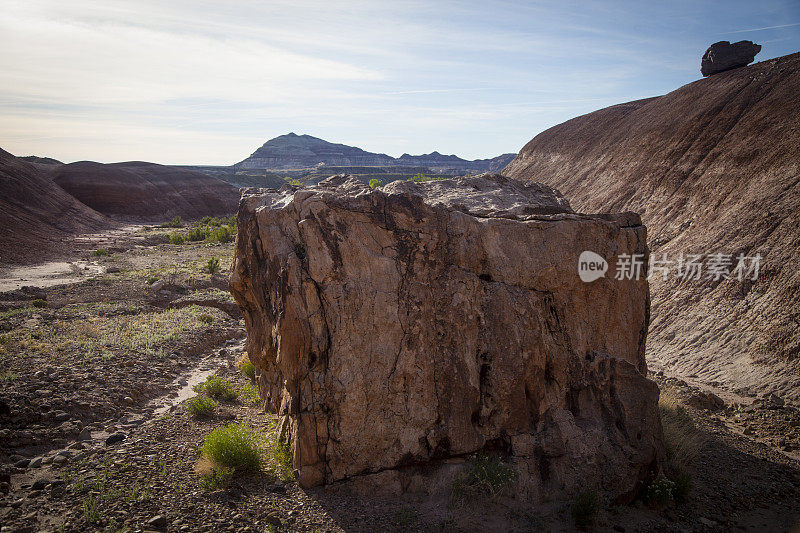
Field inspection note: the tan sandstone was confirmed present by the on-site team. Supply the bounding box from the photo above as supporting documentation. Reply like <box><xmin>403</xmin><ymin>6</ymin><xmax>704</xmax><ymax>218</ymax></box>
<box><xmin>229</xmin><ymin>173</ymin><xmax>663</xmax><ymax>502</ymax></box>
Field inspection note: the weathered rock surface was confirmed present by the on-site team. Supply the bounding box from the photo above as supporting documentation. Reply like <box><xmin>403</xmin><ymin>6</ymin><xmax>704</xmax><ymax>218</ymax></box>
<box><xmin>230</xmin><ymin>173</ymin><xmax>663</xmax><ymax>501</ymax></box>
<box><xmin>701</xmin><ymin>40</ymin><xmax>761</xmax><ymax>76</ymax></box>
<box><xmin>504</xmin><ymin>52</ymin><xmax>800</xmax><ymax>403</ymax></box>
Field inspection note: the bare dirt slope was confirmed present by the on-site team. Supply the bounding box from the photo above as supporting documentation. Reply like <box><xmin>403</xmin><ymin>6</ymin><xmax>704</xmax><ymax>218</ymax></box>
<box><xmin>51</xmin><ymin>161</ymin><xmax>239</xmax><ymax>222</ymax></box>
<box><xmin>504</xmin><ymin>53</ymin><xmax>800</xmax><ymax>403</ymax></box>
<box><xmin>0</xmin><ymin>149</ymin><xmax>113</xmax><ymax>265</ymax></box>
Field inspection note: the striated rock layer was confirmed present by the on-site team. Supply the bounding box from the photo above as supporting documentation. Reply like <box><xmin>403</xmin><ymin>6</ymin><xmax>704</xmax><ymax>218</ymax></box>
<box><xmin>504</xmin><ymin>52</ymin><xmax>800</xmax><ymax>403</ymax></box>
<box><xmin>230</xmin><ymin>173</ymin><xmax>663</xmax><ymax>501</ymax></box>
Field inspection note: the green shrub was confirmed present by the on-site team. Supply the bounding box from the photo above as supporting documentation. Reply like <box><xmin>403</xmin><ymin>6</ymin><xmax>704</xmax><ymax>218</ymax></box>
<box><xmin>646</xmin><ymin>474</ymin><xmax>676</xmax><ymax>508</ymax></box>
<box><xmin>369</xmin><ymin>178</ymin><xmax>383</xmax><ymax>189</ymax></box>
<box><xmin>187</xmin><ymin>227</ymin><xmax>209</xmax><ymax>242</ymax></box>
<box><xmin>193</xmin><ymin>375</ymin><xmax>238</xmax><ymax>401</ymax></box>
<box><xmin>161</xmin><ymin>216</ymin><xmax>184</xmax><ymax>228</ymax></box>
<box><xmin>451</xmin><ymin>452</ymin><xmax>516</xmax><ymax>503</ymax></box>
<box><xmin>146</xmin><ymin>276</ymin><xmax>159</xmax><ymax>285</ymax></box>
<box><xmin>187</xmin><ymin>395</ymin><xmax>218</xmax><ymax>418</ymax></box>
<box><xmin>169</xmin><ymin>233</ymin><xmax>185</xmax><ymax>245</ymax></box>
<box><xmin>241</xmin><ymin>361</ymin><xmax>256</xmax><ymax>381</ymax></box>
<box><xmin>199</xmin><ymin>464</ymin><xmax>234</xmax><ymax>490</ymax></box>
<box><xmin>32</xmin><ymin>299</ymin><xmax>47</xmax><ymax>308</ymax></box>
<box><xmin>206</xmin><ymin>226</ymin><xmax>233</xmax><ymax>244</ymax></box>
<box><xmin>200</xmin><ymin>423</ymin><xmax>261</xmax><ymax>472</ymax></box>
<box><xmin>198</xmin><ymin>313</ymin><xmax>214</xmax><ymax>324</ymax></box>
<box><xmin>227</xmin><ymin>216</ymin><xmax>237</xmax><ymax>227</ymax></box>
<box><xmin>572</xmin><ymin>488</ymin><xmax>599</xmax><ymax>530</ymax></box>
<box><xmin>206</xmin><ymin>257</ymin><xmax>221</xmax><ymax>275</ymax></box>
<box><xmin>92</xmin><ymin>248</ymin><xmax>110</xmax><ymax>256</ymax></box>
<box><xmin>83</xmin><ymin>493</ymin><xmax>103</xmax><ymax>525</ymax></box>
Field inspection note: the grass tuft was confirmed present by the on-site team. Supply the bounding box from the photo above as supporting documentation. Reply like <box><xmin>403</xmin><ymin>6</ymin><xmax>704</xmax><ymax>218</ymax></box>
<box><xmin>193</xmin><ymin>375</ymin><xmax>238</xmax><ymax>402</ymax></box>
<box><xmin>451</xmin><ymin>451</ymin><xmax>516</xmax><ymax>503</ymax></box>
<box><xmin>187</xmin><ymin>395</ymin><xmax>218</xmax><ymax>418</ymax></box>
<box><xmin>92</xmin><ymin>248</ymin><xmax>110</xmax><ymax>257</ymax></box>
<box><xmin>200</xmin><ymin>422</ymin><xmax>261</xmax><ymax>472</ymax></box>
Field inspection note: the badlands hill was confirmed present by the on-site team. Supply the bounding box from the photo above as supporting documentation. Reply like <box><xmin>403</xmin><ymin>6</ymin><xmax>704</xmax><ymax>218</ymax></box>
<box><xmin>238</xmin><ymin>132</ymin><xmax>515</xmax><ymax>172</ymax></box>
<box><xmin>0</xmin><ymin>149</ymin><xmax>112</xmax><ymax>265</ymax></box>
<box><xmin>504</xmin><ymin>52</ymin><xmax>800</xmax><ymax>402</ymax></box>
<box><xmin>51</xmin><ymin>161</ymin><xmax>239</xmax><ymax>222</ymax></box>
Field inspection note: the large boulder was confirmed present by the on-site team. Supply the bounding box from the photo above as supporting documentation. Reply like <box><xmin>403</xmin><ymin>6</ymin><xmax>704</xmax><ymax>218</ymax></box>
<box><xmin>229</xmin><ymin>173</ymin><xmax>663</xmax><ymax>502</ymax></box>
<box><xmin>701</xmin><ymin>40</ymin><xmax>761</xmax><ymax>76</ymax></box>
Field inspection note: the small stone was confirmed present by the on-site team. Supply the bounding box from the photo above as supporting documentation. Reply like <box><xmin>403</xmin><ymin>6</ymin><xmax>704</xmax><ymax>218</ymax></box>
<box><xmin>105</xmin><ymin>432</ymin><xmax>127</xmax><ymax>446</ymax></box>
<box><xmin>52</xmin><ymin>455</ymin><xmax>67</xmax><ymax>465</ymax></box>
<box><xmin>28</xmin><ymin>457</ymin><xmax>42</xmax><ymax>468</ymax></box>
<box><xmin>77</xmin><ymin>427</ymin><xmax>92</xmax><ymax>441</ymax></box>
<box><xmin>31</xmin><ymin>479</ymin><xmax>50</xmax><ymax>490</ymax></box>
<box><xmin>14</xmin><ymin>458</ymin><xmax>30</xmax><ymax>468</ymax></box>
<box><xmin>146</xmin><ymin>515</ymin><xmax>167</xmax><ymax>529</ymax></box>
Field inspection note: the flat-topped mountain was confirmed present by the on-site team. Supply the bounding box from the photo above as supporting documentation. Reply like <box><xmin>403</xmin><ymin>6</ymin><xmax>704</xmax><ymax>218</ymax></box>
<box><xmin>237</xmin><ymin>132</ymin><xmax>514</xmax><ymax>172</ymax></box>
<box><xmin>504</xmin><ymin>52</ymin><xmax>800</xmax><ymax>403</ymax></box>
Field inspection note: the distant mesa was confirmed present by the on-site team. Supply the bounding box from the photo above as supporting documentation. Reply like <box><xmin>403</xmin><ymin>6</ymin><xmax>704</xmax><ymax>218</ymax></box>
<box><xmin>237</xmin><ymin>132</ymin><xmax>514</xmax><ymax>172</ymax></box>
<box><xmin>701</xmin><ymin>40</ymin><xmax>761</xmax><ymax>76</ymax></box>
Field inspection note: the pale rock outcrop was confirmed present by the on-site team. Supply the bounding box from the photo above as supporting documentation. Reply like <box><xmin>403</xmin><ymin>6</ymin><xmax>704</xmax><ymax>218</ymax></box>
<box><xmin>229</xmin><ymin>173</ymin><xmax>663</xmax><ymax>502</ymax></box>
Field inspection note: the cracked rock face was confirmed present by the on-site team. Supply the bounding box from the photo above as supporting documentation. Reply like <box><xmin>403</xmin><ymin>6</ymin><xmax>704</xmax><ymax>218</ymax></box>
<box><xmin>229</xmin><ymin>173</ymin><xmax>663</xmax><ymax>501</ymax></box>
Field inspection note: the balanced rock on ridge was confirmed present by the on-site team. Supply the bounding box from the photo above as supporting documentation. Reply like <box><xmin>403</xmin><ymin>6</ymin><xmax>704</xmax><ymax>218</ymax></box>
<box><xmin>701</xmin><ymin>40</ymin><xmax>761</xmax><ymax>76</ymax></box>
<box><xmin>229</xmin><ymin>173</ymin><xmax>664</xmax><ymax>502</ymax></box>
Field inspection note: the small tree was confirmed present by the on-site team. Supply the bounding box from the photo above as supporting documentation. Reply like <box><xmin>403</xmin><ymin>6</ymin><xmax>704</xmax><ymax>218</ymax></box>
<box><xmin>206</xmin><ymin>257</ymin><xmax>221</xmax><ymax>275</ymax></box>
<box><xmin>369</xmin><ymin>178</ymin><xmax>383</xmax><ymax>189</ymax></box>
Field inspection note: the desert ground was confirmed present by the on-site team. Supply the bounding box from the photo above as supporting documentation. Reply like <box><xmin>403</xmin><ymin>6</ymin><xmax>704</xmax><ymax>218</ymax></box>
<box><xmin>1</xmin><ymin>224</ymin><xmax>799</xmax><ymax>533</ymax></box>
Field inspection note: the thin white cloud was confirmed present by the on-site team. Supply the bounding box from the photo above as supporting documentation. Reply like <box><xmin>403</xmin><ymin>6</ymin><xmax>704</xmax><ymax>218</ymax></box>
<box><xmin>384</xmin><ymin>88</ymin><xmax>492</xmax><ymax>95</ymax></box>
<box><xmin>722</xmin><ymin>22</ymin><xmax>800</xmax><ymax>34</ymax></box>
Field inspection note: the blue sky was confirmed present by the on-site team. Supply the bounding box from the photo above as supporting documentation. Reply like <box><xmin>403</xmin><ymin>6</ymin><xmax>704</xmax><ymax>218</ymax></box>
<box><xmin>1</xmin><ymin>0</ymin><xmax>798</xmax><ymax>164</ymax></box>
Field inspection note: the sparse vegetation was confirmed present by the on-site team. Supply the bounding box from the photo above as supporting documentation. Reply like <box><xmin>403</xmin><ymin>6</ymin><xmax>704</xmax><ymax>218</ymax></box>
<box><xmin>240</xmin><ymin>360</ymin><xmax>256</xmax><ymax>381</ymax></box>
<box><xmin>206</xmin><ymin>257</ymin><xmax>221</xmax><ymax>275</ymax></box>
<box><xmin>198</xmin><ymin>461</ymin><xmax>235</xmax><ymax>490</ymax></box>
<box><xmin>146</xmin><ymin>276</ymin><xmax>159</xmax><ymax>285</ymax></box>
<box><xmin>161</xmin><ymin>215</ymin><xmax>184</xmax><ymax>228</ymax></box>
<box><xmin>169</xmin><ymin>233</ymin><xmax>185</xmax><ymax>245</ymax></box>
<box><xmin>0</xmin><ymin>370</ymin><xmax>19</xmax><ymax>382</ymax></box>
<box><xmin>32</xmin><ymin>299</ymin><xmax>47</xmax><ymax>308</ymax></box>
<box><xmin>206</xmin><ymin>225</ymin><xmax>233</xmax><ymax>243</ymax></box>
<box><xmin>572</xmin><ymin>487</ymin><xmax>599</xmax><ymax>530</ymax></box>
<box><xmin>655</xmin><ymin>391</ymin><xmax>703</xmax><ymax>505</ymax></box>
<box><xmin>369</xmin><ymin>178</ymin><xmax>383</xmax><ymax>188</ymax></box>
<box><xmin>187</xmin><ymin>226</ymin><xmax>209</xmax><ymax>242</ymax></box>
<box><xmin>265</xmin><ymin>435</ymin><xmax>293</xmax><ymax>482</ymax></box>
<box><xmin>198</xmin><ymin>313</ymin><xmax>214</xmax><ymax>324</ymax></box>
<box><xmin>187</xmin><ymin>395</ymin><xmax>218</xmax><ymax>418</ymax></box>
<box><xmin>451</xmin><ymin>451</ymin><xmax>517</xmax><ymax>503</ymax></box>
<box><xmin>193</xmin><ymin>375</ymin><xmax>238</xmax><ymax>401</ymax></box>
<box><xmin>646</xmin><ymin>474</ymin><xmax>676</xmax><ymax>508</ymax></box>
<box><xmin>92</xmin><ymin>248</ymin><xmax>110</xmax><ymax>256</ymax></box>
<box><xmin>240</xmin><ymin>383</ymin><xmax>261</xmax><ymax>406</ymax></box>
<box><xmin>83</xmin><ymin>493</ymin><xmax>103</xmax><ymax>525</ymax></box>
<box><xmin>200</xmin><ymin>422</ymin><xmax>262</xmax><ymax>472</ymax></box>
